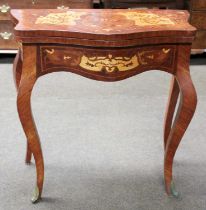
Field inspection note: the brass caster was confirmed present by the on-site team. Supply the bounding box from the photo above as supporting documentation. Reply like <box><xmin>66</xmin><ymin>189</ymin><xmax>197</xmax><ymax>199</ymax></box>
<box><xmin>31</xmin><ymin>186</ymin><xmax>41</xmax><ymax>203</ymax></box>
<box><xmin>170</xmin><ymin>181</ymin><xmax>181</xmax><ymax>200</ymax></box>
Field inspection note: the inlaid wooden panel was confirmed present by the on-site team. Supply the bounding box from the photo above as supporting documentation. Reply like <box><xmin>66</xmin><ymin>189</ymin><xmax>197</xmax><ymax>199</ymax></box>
<box><xmin>10</xmin><ymin>9</ymin><xmax>195</xmax><ymax>43</ymax></box>
<box><xmin>190</xmin><ymin>11</ymin><xmax>206</xmax><ymax>30</ymax></box>
<box><xmin>38</xmin><ymin>45</ymin><xmax>176</xmax><ymax>80</ymax></box>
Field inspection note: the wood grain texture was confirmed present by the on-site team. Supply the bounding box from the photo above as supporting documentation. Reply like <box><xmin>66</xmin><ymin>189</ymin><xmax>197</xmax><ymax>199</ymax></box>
<box><xmin>13</xmin><ymin>48</ymin><xmax>22</xmax><ymax>89</ymax></box>
<box><xmin>16</xmin><ymin>45</ymin><xmax>44</xmax><ymax>200</ymax></box>
<box><xmin>11</xmin><ymin>9</ymin><xmax>197</xmax><ymax>202</ymax></box>
<box><xmin>163</xmin><ymin>76</ymin><xmax>179</xmax><ymax>149</ymax></box>
<box><xmin>0</xmin><ymin>0</ymin><xmax>91</xmax><ymax>20</ymax></box>
<box><xmin>164</xmin><ymin>45</ymin><xmax>197</xmax><ymax>195</ymax></box>
<box><xmin>13</xmin><ymin>48</ymin><xmax>32</xmax><ymax>164</ymax></box>
<box><xmin>10</xmin><ymin>9</ymin><xmax>196</xmax><ymax>45</ymax></box>
<box><xmin>0</xmin><ymin>0</ymin><xmax>92</xmax><ymax>50</ymax></box>
<box><xmin>190</xmin><ymin>11</ymin><xmax>206</xmax><ymax>30</ymax></box>
<box><xmin>192</xmin><ymin>31</ymin><xmax>206</xmax><ymax>49</ymax></box>
<box><xmin>38</xmin><ymin>44</ymin><xmax>176</xmax><ymax>80</ymax></box>
<box><xmin>187</xmin><ymin>0</ymin><xmax>206</xmax><ymax>49</ymax></box>
<box><xmin>191</xmin><ymin>0</ymin><xmax>206</xmax><ymax>10</ymax></box>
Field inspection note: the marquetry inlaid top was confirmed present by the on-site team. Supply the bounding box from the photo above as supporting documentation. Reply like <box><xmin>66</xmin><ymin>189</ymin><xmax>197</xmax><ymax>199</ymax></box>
<box><xmin>10</xmin><ymin>9</ymin><xmax>196</xmax><ymax>45</ymax></box>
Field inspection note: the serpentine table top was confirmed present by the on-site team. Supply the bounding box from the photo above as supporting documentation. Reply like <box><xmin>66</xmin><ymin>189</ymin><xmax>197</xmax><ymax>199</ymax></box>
<box><xmin>10</xmin><ymin>9</ymin><xmax>196</xmax><ymax>46</ymax></box>
<box><xmin>10</xmin><ymin>9</ymin><xmax>197</xmax><ymax>203</ymax></box>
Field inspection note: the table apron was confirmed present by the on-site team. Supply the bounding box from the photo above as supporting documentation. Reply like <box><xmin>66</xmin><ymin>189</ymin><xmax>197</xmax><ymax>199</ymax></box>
<box><xmin>35</xmin><ymin>44</ymin><xmax>177</xmax><ymax>81</ymax></box>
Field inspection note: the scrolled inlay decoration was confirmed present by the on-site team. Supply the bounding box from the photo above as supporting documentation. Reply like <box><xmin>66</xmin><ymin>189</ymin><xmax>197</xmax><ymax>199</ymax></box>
<box><xmin>35</xmin><ymin>11</ymin><xmax>86</xmax><ymax>26</ymax></box>
<box><xmin>79</xmin><ymin>54</ymin><xmax>139</xmax><ymax>73</ymax></box>
<box><xmin>119</xmin><ymin>12</ymin><xmax>175</xmax><ymax>26</ymax></box>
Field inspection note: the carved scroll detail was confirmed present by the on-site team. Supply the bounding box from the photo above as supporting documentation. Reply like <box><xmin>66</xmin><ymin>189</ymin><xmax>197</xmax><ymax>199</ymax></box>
<box><xmin>45</xmin><ymin>49</ymin><xmax>72</xmax><ymax>61</ymax></box>
<box><xmin>64</xmin><ymin>56</ymin><xmax>71</xmax><ymax>60</ymax></box>
<box><xmin>79</xmin><ymin>54</ymin><xmax>139</xmax><ymax>73</ymax></box>
<box><xmin>45</xmin><ymin>49</ymin><xmax>54</xmax><ymax>55</ymax></box>
<box><xmin>163</xmin><ymin>48</ymin><xmax>171</xmax><ymax>54</ymax></box>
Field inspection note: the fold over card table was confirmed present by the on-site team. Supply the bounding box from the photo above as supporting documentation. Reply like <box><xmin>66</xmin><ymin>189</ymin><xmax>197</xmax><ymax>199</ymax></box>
<box><xmin>10</xmin><ymin>9</ymin><xmax>197</xmax><ymax>203</ymax></box>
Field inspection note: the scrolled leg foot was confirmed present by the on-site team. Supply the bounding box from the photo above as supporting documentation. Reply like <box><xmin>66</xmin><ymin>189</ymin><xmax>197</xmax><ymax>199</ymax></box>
<box><xmin>31</xmin><ymin>185</ymin><xmax>41</xmax><ymax>203</ymax></box>
<box><xmin>170</xmin><ymin>181</ymin><xmax>181</xmax><ymax>199</ymax></box>
<box><xmin>164</xmin><ymin>180</ymin><xmax>182</xmax><ymax>200</ymax></box>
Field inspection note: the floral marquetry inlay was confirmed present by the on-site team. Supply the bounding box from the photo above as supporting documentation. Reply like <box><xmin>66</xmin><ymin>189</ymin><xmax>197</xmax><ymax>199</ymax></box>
<box><xmin>35</xmin><ymin>11</ymin><xmax>175</xmax><ymax>27</ymax></box>
<box><xmin>119</xmin><ymin>12</ymin><xmax>175</xmax><ymax>26</ymax></box>
<box><xmin>79</xmin><ymin>48</ymin><xmax>171</xmax><ymax>73</ymax></box>
<box><xmin>40</xmin><ymin>46</ymin><xmax>174</xmax><ymax>75</ymax></box>
<box><xmin>79</xmin><ymin>54</ymin><xmax>139</xmax><ymax>73</ymax></box>
<box><xmin>35</xmin><ymin>11</ymin><xmax>86</xmax><ymax>26</ymax></box>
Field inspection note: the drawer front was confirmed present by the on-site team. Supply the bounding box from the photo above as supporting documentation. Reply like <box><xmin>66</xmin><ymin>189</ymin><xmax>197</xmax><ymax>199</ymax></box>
<box><xmin>191</xmin><ymin>0</ymin><xmax>206</xmax><ymax>10</ymax></box>
<box><xmin>38</xmin><ymin>45</ymin><xmax>176</xmax><ymax>80</ymax></box>
<box><xmin>0</xmin><ymin>20</ymin><xmax>18</xmax><ymax>49</ymax></box>
<box><xmin>191</xmin><ymin>12</ymin><xmax>206</xmax><ymax>30</ymax></box>
<box><xmin>0</xmin><ymin>0</ymin><xmax>92</xmax><ymax>20</ymax></box>
<box><xmin>192</xmin><ymin>31</ymin><xmax>206</xmax><ymax>49</ymax></box>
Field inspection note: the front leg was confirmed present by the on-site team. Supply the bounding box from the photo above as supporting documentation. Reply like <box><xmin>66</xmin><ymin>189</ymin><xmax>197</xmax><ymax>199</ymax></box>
<box><xmin>163</xmin><ymin>76</ymin><xmax>179</xmax><ymax>150</ymax></box>
<box><xmin>13</xmin><ymin>49</ymin><xmax>32</xmax><ymax>164</ymax></box>
<box><xmin>13</xmin><ymin>49</ymin><xmax>22</xmax><ymax>89</ymax></box>
<box><xmin>164</xmin><ymin>45</ymin><xmax>197</xmax><ymax>198</ymax></box>
<box><xmin>17</xmin><ymin>45</ymin><xmax>44</xmax><ymax>203</ymax></box>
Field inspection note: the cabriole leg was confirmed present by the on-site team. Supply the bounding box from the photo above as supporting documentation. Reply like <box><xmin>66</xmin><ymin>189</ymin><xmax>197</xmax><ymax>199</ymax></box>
<box><xmin>13</xmin><ymin>49</ymin><xmax>22</xmax><ymax>89</ymax></box>
<box><xmin>164</xmin><ymin>46</ymin><xmax>197</xmax><ymax>198</ymax></box>
<box><xmin>17</xmin><ymin>45</ymin><xmax>44</xmax><ymax>203</ymax></box>
<box><xmin>13</xmin><ymin>49</ymin><xmax>33</xmax><ymax>164</ymax></box>
<box><xmin>163</xmin><ymin>76</ymin><xmax>179</xmax><ymax>150</ymax></box>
